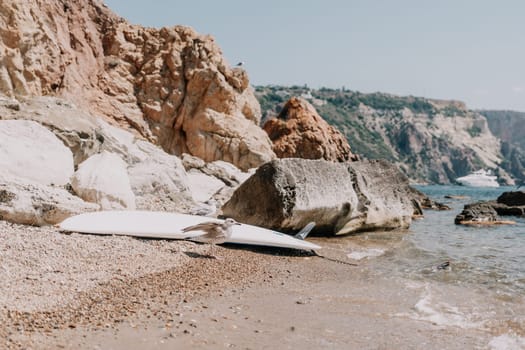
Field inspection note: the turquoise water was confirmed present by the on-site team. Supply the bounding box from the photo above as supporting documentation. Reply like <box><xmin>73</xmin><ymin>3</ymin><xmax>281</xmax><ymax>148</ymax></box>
<box><xmin>314</xmin><ymin>185</ymin><xmax>525</xmax><ymax>345</ymax></box>
<box><xmin>379</xmin><ymin>185</ymin><xmax>525</xmax><ymax>294</ymax></box>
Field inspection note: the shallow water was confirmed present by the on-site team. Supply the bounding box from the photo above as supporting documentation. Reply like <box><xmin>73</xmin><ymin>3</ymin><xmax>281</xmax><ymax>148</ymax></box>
<box><xmin>340</xmin><ymin>185</ymin><xmax>525</xmax><ymax>293</ymax></box>
<box><xmin>313</xmin><ymin>185</ymin><xmax>525</xmax><ymax>348</ymax></box>
<box><xmin>410</xmin><ymin>185</ymin><xmax>524</xmax><ymax>294</ymax></box>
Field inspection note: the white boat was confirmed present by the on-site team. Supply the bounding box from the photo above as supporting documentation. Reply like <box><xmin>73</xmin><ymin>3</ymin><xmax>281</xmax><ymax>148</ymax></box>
<box><xmin>455</xmin><ymin>169</ymin><xmax>499</xmax><ymax>187</ymax></box>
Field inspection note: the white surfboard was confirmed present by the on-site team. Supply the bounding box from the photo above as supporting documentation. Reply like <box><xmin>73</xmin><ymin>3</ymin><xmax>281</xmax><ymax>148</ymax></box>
<box><xmin>59</xmin><ymin>211</ymin><xmax>321</xmax><ymax>251</ymax></box>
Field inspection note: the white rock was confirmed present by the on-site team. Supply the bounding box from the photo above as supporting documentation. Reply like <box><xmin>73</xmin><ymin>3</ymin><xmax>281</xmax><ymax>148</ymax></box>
<box><xmin>97</xmin><ymin>121</ymin><xmax>196</xmax><ymax>210</ymax></box>
<box><xmin>1</xmin><ymin>96</ymin><xmax>105</xmax><ymax>166</ymax></box>
<box><xmin>128</xmin><ymin>140</ymin><xmax>193</xmax><ymax>203</ymax></box>
<box><xmin>181</xmin><ymin>154</ymin><xmax>254</xmax><ymax>211</ymax></box>
<box><xmin>0</xmin><ymin>120</ymin><xmax>74</xmax><ymax>186</ymax></box>
<box><xmin>206</xmin><ymin>160</ymin><xmax>253</xmax><ymax>184</ymax></box>
<box><xmin>97</xmin><ymin>119</ymin><xmax>161</xmax><ymax>165</ymax></box>
<box><xmin>71</xmin><ymin>151</ymin><xmax>136</xmax><ymax>210</ymax></box>
<box><xmin>186</xmin><ymin>169</ymin><xmax>226</xmax><ymax>203</ymax></box>
<box><xmin>0</xmin><ymin>177</ymin><xmax>99</xmax><ymax>226</ymax></box>
<box><xmin>97</xmin><ymin>120</ymin><xmax>141</xmax><ymax>162</ymax></box>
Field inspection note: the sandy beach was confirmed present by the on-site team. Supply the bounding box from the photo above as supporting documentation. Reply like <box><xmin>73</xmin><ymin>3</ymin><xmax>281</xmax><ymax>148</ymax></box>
<box><xmin>3</xmin><ymin>220</ymin><xmax>521</xmax><ymax>349</ymax></box>
<box><xmin>2</xmin><ymin>1</ymin><xmax>525</xmax><ymax>349</ymax></box>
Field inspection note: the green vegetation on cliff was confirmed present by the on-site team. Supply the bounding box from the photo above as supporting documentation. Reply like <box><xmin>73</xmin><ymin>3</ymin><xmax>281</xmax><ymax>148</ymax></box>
<box><xmin>255</xmin><ymin>85</ymin><xmax>512</xmax><ymax>184</ymax></box>
<box><xmin>315</xmin><ymin>103</ymin><xmax>395</xmax><ymax>161</ymax></box>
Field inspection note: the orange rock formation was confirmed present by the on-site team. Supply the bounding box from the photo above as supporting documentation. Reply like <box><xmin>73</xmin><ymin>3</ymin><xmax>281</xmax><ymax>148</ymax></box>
<box><xmin>0</xmin><ymin>0</ymin><xmax>274</xmax><ymax>170</ymax></box>
<box><xmin>263</xmin><ymin>97</ymin><xmax>358</xmax><ymax>162</ymax></box>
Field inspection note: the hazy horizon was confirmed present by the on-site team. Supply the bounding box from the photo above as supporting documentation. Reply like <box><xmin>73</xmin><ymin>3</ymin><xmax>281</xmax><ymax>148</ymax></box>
<box><xmin>104</xmin><ymin>0</ymin><xmax>525</xmax><ymax>112</ymax></box>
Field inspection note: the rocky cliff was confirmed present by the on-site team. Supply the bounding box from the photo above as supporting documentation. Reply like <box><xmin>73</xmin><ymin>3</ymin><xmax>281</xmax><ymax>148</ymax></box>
<box><xmin>263</xmin><ymin>97</ymin><xmax>358</xmax><ymax>162</ymax></box>
<box><xmin>481</xmin><ymin>110</ymin><xmax>525</xmax><ymax>150</ymax></box>
<box><xmin>0</xmin><ymin>0</ymin><xmax>274</xmax><ymax>170</ymax></box>
<box><xmin>480</xmin><ymin>110</ymin><xmax>525</xmax><ymax>179</ymax></box>
<box><xmin>256</xmin><ymin>86</ymin><xmax>516</xmax><ymax>184</ymax></box>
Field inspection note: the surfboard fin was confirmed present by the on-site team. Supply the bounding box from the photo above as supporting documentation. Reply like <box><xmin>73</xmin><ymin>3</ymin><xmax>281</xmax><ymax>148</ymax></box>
<box><xmin>295</xmin><ymin>222</ymin><xmax>315</xmax><ymax>240</ymax></box>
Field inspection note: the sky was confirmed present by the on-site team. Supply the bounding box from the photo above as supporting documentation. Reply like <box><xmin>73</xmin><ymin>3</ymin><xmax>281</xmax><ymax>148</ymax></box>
<box><xmin>104</xmin><ymin>0</ymin><xmax>525</xmax><ymax>111</ymax></box>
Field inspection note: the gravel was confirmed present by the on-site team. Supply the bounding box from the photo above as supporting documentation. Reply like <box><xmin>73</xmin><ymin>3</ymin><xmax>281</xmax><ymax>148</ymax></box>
<box><xmin>0</xmin><ymin>220</ymin><xmax>297</xmax><ymax>348</ymax></box>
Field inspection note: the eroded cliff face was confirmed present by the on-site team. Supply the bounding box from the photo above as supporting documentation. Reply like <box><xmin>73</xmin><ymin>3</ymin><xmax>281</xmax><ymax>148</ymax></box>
<box><xmin>363</xmin><ymin>101</ymin><xmax>503</xmax><ymax>184</ymax></box>
<box><xmin>335</xmin><ymin>100</ymin><xmax>505</xmax><ymax>184</ymax></box>
<box><xmin>481</xmin><ymin>110</ymin><xmax>525</xmax><ymax>179</ymax></box>
<box><xmin>0</xmin><ymin>0</ymin><xmax>274</xmax><ymax>170</ymax></box>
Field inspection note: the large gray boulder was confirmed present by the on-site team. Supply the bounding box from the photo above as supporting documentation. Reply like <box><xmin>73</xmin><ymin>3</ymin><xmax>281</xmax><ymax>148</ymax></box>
<box><xmin>0</xmin><ymin>178</ymin><xmax>99</xmax><ymax>226</ymax></box>
<box><xmin>0</xmin><ymin>119</ymin><xmax>74</xmax><ymax>186</ymax></box>
<box><xmin>221</xmin><ymin>158</ymin><xmax>415</xmax><ymax>235</ymax></box>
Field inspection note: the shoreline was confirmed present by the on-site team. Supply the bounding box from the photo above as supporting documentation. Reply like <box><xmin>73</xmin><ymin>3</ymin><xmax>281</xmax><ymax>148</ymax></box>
<box><xmin>2</xmin><ymin>223</ymin><xmax>524</xmax><ymax>349</ymax></box>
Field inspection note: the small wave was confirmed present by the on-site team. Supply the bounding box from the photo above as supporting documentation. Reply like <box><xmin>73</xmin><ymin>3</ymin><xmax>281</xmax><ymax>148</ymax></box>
<box><xmin>488</xmin><ymin>333</ymin><xmax>525</xmax><ymax>350</ymax></box>
<box><xmin>346</xmin><ymin>248</ymin><xmax>385</xmax><ymax>260</ymax></box>
<box><xmin>413</xmin><ymin>294</ymin><xmax>480</xmax><ymax>329</ymax></box>
<box><xmin>397</xmin><ymin>284</ymin><xmax>483</xmax><ymax>329</ymax></box>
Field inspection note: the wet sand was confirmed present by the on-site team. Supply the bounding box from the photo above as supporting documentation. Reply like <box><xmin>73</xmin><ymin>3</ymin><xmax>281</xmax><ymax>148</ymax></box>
<box><xmin>1</xmin><ymin>222</ymin><xmax>522</xmax><ymax>349</ymax></box>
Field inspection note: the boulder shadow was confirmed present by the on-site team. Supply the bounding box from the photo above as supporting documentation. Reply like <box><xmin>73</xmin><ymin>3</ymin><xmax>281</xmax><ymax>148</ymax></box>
<box><xmin>220</xmin><ymin>243</ymin><xmax>316</xmax><ymax>257</ymax></box>
<box><xmin>183</xmin><ymin>251</ymin><xmax>217</xmax><ymax>259</ymax></box>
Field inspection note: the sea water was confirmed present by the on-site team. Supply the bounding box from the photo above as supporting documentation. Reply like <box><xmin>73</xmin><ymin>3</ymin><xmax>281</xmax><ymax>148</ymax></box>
<box><xmin>333</xmin><ymin>185</ymin><xmax>525</xmax><ymax>348</ymax></box>
<box><xmin>409</xmin><ymin>186</ymin><xmax>524</xmax><ymax>294</ymax></box>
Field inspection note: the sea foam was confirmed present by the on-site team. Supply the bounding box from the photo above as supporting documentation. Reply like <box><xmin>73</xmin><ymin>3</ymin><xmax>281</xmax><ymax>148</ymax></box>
<box><xmin>346</xmin><ymin>248</ymin><xmax>385</xmax><ymax>260</ymax></box>
<box><xmin>488</xmin><ymin>333</ymin><xmax>525</xmax><ymax>350</ymax></box>
<box><xmin>397</xmin><ymin>284</ymin><xmax>483</xmax><ymax>330</ymax></box>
